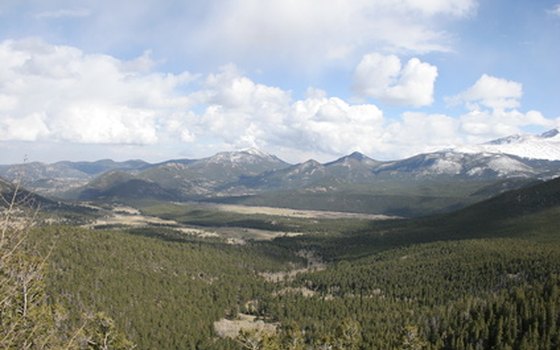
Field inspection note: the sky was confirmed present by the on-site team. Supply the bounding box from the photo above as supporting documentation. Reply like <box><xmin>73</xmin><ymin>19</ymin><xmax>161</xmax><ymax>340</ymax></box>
<box><xmin>0</xmin><ymin>0</ymin><xmax>559</xmax><ymax>164</ymax></box>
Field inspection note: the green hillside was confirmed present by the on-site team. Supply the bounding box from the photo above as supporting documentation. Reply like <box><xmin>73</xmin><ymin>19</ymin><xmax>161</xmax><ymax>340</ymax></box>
<box><xmin>9</xmin><ymin>175</ymin><xmax>560</xmax><ymax>349</ymax></box>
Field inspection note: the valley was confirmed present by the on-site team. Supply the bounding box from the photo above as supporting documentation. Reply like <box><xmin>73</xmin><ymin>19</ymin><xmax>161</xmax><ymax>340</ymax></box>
<box><xmin>2</xmin><ymin>129</ymin><xmax>560</xmax><ymax>349</ymax></box>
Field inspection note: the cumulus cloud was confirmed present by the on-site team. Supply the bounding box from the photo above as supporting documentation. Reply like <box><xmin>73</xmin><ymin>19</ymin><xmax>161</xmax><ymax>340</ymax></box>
<box><xmin>178</xmin><ymin>67</ymin><xmax>551</xmax><ymax>161</ymax></box>
<box><xmin>0</xmin><ymin>38</ymin><xmax>193</xmax><ymax>144</ymax></box>
<box><xmin>1</xmin><ymin>39</ymin><xmax>556</xmax><ymax>163</ymax></box>
<box><xmin>448</xmin><ymin>74</ymin><xmax>523</xmax><ymax>110</ymax></box>
<box><xmin>384</xmin><ymin>112</ymin><xmax>459</xmax><ymax>153</ymax></box>
<box><xmin>438</xmin><ymin>74</ymin><xmax>554</xmax><ymax>144</ymax></box>
<box><xmin>353</xmin><ymin>53</ymin><xmax>438</xmax><ymax>107</ymax></box>
<box><xmin>459</xmin><ymin>109</ymin><xmax>552</xmax><ymax>139</ymax></box>
<box><xmin>169</xmin><ymin>66</ymin><xmax>385</xmax><ymax>158</ymax></box>
<box><xmin>0</xmin><ymin>113</ymin><xmax>50</xmax><ymax>141</ymax></box>
<box><xmin>1</xmin><ymin>39</ymin><xmax>389</xmax><ymax>159</ymax></box>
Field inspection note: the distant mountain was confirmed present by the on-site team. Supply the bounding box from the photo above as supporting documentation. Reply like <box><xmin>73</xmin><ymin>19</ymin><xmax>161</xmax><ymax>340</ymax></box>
<box><xmin>4</xmin><ymin>130</ymin><xmax>560</xmax><ymax>216</ymax></box>
<box><xmin>373</xmin><ymin>151</ymin><xmax>560</xmax><ymax>179</ymax></box>
<box><xmin>232</xmin><ymin>150</ymin><xmax>560</xmax><ymax>197</ymax></box>
<box><xmin>233</xmin><ymin>152</ymin><xmax>381</xmax><ymax>192</ymax></box>
<box><xmin>0</xmin><ymin>176</ymin><xmax>58</xmax><ymax>210</ymax></box>
<box><xmin>235</xmin><ymin>159</ymin><xmax>327</xmax><ymax>191</ymax></box>
<box><xmin>56</xmin><ymin>159</ymin><xmax>151</xmax><ymax>175</ymax></box>
<box><xmin>324</xmin><ymin>152</ymin><xmax>381</xmax><ymax>180</ymax></box>
<box><xmin>63</xmin><ymin>143</ymin><xmax>560</xmax><ymax>216</ymax></box>
<box><xmin>454</xmin><ymin>128</ymin><xmax>560</xmax><ymax>160</ymax></box>
<box><xmin>214</xmin><ymin>151</ymin><xmax>560</xmax><ymax>217</ymax></box>
<box><xmin>0</xmin><ymin>159</ymin><xmax>151</xmax><ymax>195</ymax></box>
<box><xmin>138</xmin><ymin>148</ymin><xmax>290</xmax><ymax>196</ymax></box>
<box><xmin>76</xmin><ymin>171</ymin><xmax>177</xmax><ymax>202</ymax></box>
<box><xmin>70</xmin><ymin>148</ymin><xmax>290</xmax><ymax>201</ymax></box>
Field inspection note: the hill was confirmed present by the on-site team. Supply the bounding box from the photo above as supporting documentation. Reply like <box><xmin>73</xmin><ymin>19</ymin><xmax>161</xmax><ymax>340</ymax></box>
<box><xmin>76</xmin><ymin>171</ymin><xmax>178</xmax><ymax>201</ymax></box>
<box><xmin>26</xmin><ymin>172</ymin><xmax>560</xmax><ymax>349</ymax></box>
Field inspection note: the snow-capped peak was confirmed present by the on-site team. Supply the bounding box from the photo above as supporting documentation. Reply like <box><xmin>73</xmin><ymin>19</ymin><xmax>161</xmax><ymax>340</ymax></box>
<box><xmin>205</xmin><ymin>147</ymin><xmax>280</xmax><ymax>165</ymax></box>
<box><xmin>453</xmin><ymin>129</ymin><xmax>560</xmax><ymax>161</ymax></box>
<box><xmin>239</xmin><ymin>147</ymin><xmax>272</xmax><ymax>158</ymax></box>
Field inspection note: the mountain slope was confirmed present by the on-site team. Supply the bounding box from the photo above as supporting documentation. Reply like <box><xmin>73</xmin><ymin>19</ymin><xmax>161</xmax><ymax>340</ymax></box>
<box><xmin>76</xmin><ymin>171</ymin><xmax>177</xmax><ymax>201</ymax></box>
<box><xmin>71</xmin><ymin>148</ymin><xmax>290</xmax><ymax>201</ymax></box>
<box><xmin>233</xmin><ymin>152</ymin><xmax>381</xmax><ymax>193</ymax></box>
<box><xmin>138</xmin><ymin>148</ymin><xmax>290</xmax><ymax>196</ymax></box>
<box><xmin>56</xmin><ymin>159</ymin><xmax>151</xmax><ymax>175</ymax></box>
<box><xmin>292</xmin><ymin>174</ymin><xmax>560</xmax><ymax>263</ymax></box>
<box><xmin>0</xmin><ymin>176</ymin><xmax>56</xmax><ymax>209</ymax></box>
<box><xmin>374</xmin><ymin>151</ymin><xmax>560</xmax><ymax>179</ymax></box>
<box><xmin>235</xmin><ymin>159</ymin><xmax>328</xmax><ymax>191</ymax></box>
<box><xmin>452</xmin><ymin>175</ymin><xmax>560</xmax><ymax>222</ymax></box>
<box><xmin>0</xmin><ymin>159</ymin><xmax>151</xmax><ymax>195</ymax></box>
<box><xmin>455</xmin><ymin>128</ymin><xmax>560</xmax><ymax>160</ymax></box>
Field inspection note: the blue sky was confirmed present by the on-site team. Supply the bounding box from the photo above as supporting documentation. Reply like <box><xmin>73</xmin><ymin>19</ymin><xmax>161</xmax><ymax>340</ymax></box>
<box><xmin>0</xmin><ymin>0</ymin><xmax>559</xmax><ymax>164</ymax></box>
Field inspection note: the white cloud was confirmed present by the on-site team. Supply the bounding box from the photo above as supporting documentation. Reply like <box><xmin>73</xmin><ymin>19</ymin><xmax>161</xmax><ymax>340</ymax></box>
<box><xmin>0</xmin><ymin>113</ymin><xmax>50</xmax><ymax>141</ymax></box>
<box><xmin>0</xmin><ymin>38</ymin><xmax>193</xmax><ymax>144</ymax></box>
<box><xmin>384</xmin><ymin>112</ymin><xmax>459</xmax><ymax>154</ymax></box>
<box><xmin>459</xmin><ymin>109</ymin><xmax>552</xmax><ymax>139</ymax></box>
<box><xmin>353</xmin><ymin>53</ymin><xmax>438</xmax><ymax>107</ymax></box>
<box><xmin>439</xmin><ymin>74</ymin><xmax>553</xmax><ymax>145</ymax></box>
<box><xmin>1</xmin><ymin>39</ymin><xmax>556</xmax><ymax>163</ymax></box>
<box><xmin>448</xmin><ymin>74</ymin><xmax>523</xmax><ymax>110</ymax></box>
<box><xmin>164</xmin><ymin>66</ymin><xmax>385</xmax><ymax>159</ymax></box>
<box><xmin>0</xmin><ymin>94</ymin><xmax>18</xmax><ymax>111</ymax></box>
<box><xmin>50</xmin><ymin>105</ymin><xmax>158</xmax><ymax>144</ymax></box>
<box><xmin>286</xmin><ymin>96</ymin><xmax>385</xmax><ymax>155</ymax></box>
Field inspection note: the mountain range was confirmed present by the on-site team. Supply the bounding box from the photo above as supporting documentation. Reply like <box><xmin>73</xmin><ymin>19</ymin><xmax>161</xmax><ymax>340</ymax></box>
<box><xmin>2</xmin><ymin>129</ymin><xmax>560</xmax><ymax>217</ymax></box>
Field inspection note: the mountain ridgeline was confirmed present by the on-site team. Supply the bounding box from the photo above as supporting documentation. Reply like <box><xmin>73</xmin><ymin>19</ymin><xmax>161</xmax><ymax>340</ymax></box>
<box><xmin>2</xmin><ymin>129</ymin><xmax>560</xmax><ymax>217</ymax></box>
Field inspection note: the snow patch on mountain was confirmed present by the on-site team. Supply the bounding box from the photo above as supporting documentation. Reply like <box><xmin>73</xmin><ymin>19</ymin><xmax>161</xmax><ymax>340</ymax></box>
<box><xmin>486</xmin><ymin>156</ymin><xmax>534</xmax><ymax>176</ymax></box>
<box><xmin>239</xmin><ymin>147</ymin><xmax>273</xmax><ymax>158</ymax></box>
<box><xmin>288</xmin><ymin>160</ymin><xmax>323</xmax><ymax>176</ymax></box>
<box><xmin>429</xmin><ymin>158</ymin><xmax>463</xmax><ymax>175</ymax></box>
<box><xmin>207</xmin><ymin>147</ymin><xmax>278</xmax><ymax>164</ymax></box>
<box><xmin>454</xmin><ymin>129</ymin><xmax>560</xmax><ymax>161</ymax></box>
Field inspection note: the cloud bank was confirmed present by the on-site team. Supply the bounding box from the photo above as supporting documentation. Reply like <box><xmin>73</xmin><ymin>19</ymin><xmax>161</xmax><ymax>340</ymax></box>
<box><xmin>0</xmin><ymin>39</ymin><xmax>557</xmax><ymax>163</ymax></box>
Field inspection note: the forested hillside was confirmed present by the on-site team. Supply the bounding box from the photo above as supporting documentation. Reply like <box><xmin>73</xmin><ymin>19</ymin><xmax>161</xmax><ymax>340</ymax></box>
<box><xmin>4</xmin><ymin>175</ymin><xmax>552</xmax><ymax>349</ymax></box>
